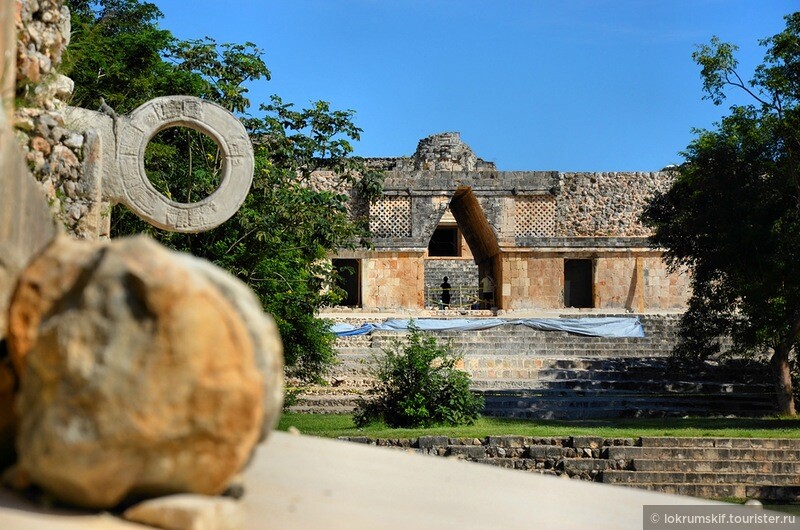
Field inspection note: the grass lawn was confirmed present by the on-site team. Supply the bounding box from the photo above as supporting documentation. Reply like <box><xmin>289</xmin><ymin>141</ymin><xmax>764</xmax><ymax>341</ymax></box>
<box><xmin>277</xmin><ymin>413</ymin><xmax>800</xmax><ymax>439</ymax></box>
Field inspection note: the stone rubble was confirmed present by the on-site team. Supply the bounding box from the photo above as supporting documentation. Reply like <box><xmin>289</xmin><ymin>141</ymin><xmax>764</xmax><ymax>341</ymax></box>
<box><xmin>14</xmin><ymin>0</ymin><xmax>96</xmax><ymax>238</ymax></box>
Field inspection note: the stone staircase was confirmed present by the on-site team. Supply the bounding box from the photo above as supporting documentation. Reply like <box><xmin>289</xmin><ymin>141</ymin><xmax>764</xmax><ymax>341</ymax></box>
<box><xmin>477</xmin><ymin>357</ymin><xmax>774</xmax><ymax>419</ymax></box>
<box><xmin>602</xmin><ymin>437</ymin><xmax>800</xmax><ymax>500</ymax></box>
<box><xmin>291</xmin><ymin>314</ymin><xmax>776</xmax><ymax>418</ymax></box>
<box><xmin>339</xmin><ymin>435</ymin><xmax>800</xmax><ymax>501</ymax></box>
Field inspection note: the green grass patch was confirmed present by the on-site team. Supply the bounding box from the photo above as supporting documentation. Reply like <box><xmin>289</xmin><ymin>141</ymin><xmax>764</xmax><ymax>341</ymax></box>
<box><xmin>277</xmin><ymin>413</ymin><xmax>800</xmax><ymax>440</ymax></box>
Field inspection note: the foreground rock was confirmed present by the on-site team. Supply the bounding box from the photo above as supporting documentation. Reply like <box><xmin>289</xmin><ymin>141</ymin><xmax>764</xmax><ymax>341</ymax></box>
<box><xmin>6</xmin><ymin>235</ymin><xmax>281</xmax><ymax>508</ymax></box>
<box><xmin>123</xmin><ymin>494</ymin><xmax>244</xmax><ymax>530</ymax></box>
<box><xmin>174</xmin><ymin>254</ymin><xmax>283</xmax><ymax>439</ymax></box>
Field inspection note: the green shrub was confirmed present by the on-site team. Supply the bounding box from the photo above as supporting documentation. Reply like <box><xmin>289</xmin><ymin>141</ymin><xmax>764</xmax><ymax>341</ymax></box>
<box><xmin>354</xmin><ymin>325</ymin><xmax>483</xmax><ymax>428</ymax></box>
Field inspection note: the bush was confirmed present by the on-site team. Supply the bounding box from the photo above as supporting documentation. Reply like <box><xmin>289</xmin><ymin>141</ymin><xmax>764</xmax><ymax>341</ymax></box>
<box><xmin>354</xmin><ymin>325</ymin><xmax>483</xmax><ymax>428</ymax></box>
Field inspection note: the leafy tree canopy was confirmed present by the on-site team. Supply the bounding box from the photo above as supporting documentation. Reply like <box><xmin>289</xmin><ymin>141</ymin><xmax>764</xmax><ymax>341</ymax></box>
<box><xmin>64</xmin><ymin>0</ymin><xmax>383</xmax><ymax>382</ymax></box>
<box><xmin>643</xmin><ymin>13</ymin><xmax>800</xmax><ymax>415</ymax></box>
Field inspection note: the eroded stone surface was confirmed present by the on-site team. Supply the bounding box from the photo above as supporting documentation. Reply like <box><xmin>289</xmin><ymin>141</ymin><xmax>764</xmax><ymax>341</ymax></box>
<box><xmin>6</xmin><ymin>235</ymin><xmax>270</xmax><ymax>508</ymax></box>
<box><xmin>123</xmin><ymin>494</ymin><xmax>244</xmax><ymax>530</ymax></box>
<box><xmin>174</xmin><ymin>254</ymin><xmax>283</xmax><ymax>439</ymax></box>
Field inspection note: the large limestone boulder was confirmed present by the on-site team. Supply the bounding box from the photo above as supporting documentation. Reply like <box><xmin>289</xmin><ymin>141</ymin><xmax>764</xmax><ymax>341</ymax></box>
<box><xmin>5</xmin><ymin>235</ymin><xmax>282</xmax><ymax>508</ymax></box>
<box><xmin>173</xmin><ymin>254</ymin><xmax>283</xmax><ymax>439</ymax></box>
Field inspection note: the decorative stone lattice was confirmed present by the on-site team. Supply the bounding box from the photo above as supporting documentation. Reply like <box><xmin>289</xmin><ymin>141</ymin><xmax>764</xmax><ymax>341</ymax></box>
<box><xmin>369</xmin><ymin>196</ymin><xmax>411</xmax><ymax>238</ymax></box>
<box><xmin>515</xmin><ymin>195</ymin><xmax>555</xmax><ymax>238</ymax></box>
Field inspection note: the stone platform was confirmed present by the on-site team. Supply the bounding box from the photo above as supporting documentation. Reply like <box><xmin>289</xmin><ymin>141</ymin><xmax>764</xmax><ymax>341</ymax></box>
<box><xmin>296</xmin><ymin>313</ymin><xmax>775</xmax><ymax>418</ymax></box>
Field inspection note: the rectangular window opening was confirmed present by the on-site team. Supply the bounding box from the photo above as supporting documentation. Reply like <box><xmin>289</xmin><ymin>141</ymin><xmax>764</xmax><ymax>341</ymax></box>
<box><xmin>428</xmin><ymin>226</ymin><xmax>461</xmax><ymax>257</ymax></box>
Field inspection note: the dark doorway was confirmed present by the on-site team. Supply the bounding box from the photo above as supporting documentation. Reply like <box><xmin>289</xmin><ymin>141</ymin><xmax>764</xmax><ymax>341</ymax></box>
<box><xmin>333</xmin><ymin>259</ymin><xmax>360</xmax><ymax>307</ymax></box>
<box><xmin>428</xmin><ymin>226</ymin><xmax>460</xmax><ymax>257</ymax></box>
<box><xmin>564</xmin><ymin>259</ymin><xmax>593</xmax><ymax>308</ymax></box>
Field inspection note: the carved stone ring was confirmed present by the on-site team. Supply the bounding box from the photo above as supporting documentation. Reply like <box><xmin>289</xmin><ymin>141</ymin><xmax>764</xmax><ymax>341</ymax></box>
<box><xmin>114</xmin><ymin>96</ymin><xmax>254</xmax><ymax>233</ymax></box>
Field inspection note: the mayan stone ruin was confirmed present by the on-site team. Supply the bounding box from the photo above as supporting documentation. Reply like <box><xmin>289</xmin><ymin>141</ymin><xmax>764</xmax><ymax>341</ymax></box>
<box><xmin>308</xmin><ymin>133</ymin><xmax>775</xmax><ymax>421</ymax></box>
<box><xmin>329</xmin><ymin>132</ymin><xmax>690</xmax><ymax>313</ymax></box>
<box><xmin>2</xmin><ymin>1</ymin><xmax>799</xmax><ymax>524</ymax></box>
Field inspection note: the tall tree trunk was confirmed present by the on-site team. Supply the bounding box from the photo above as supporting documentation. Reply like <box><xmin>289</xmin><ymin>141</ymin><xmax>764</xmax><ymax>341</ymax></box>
<box><xmin>771</xmin><ymin>345</ymin><xmax>796</xmax><ymax>416</ymax></box>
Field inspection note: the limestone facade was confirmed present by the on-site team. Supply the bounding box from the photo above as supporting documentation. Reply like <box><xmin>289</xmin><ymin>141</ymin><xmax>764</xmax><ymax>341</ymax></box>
<box><xmin>332</xmin><ymin>133</ymin><xmax>690</xmax><ymax>312</ymax></box>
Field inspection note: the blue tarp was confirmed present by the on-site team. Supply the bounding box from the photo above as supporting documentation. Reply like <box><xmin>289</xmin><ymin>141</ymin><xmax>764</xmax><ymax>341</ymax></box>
<box><xmin>331</xmin><ymin>317</ymin><xmax>645</xmax><ymax>338</ymax></box>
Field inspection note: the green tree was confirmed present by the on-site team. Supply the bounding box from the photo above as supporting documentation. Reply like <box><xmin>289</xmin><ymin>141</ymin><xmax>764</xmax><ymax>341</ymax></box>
<box><xmin>643</xmin><ymin>13</ymin><xmax>800</xmax><ymax>415</ymax></box>
<box><xmin>64</xmin><ymin>0</ymin><xmax>382</xmax><ymax>383</ymax></box>
<box><xmin>354</xmin><ymin>325</ymin><xmax>483</xmax><ymax>428</ymax></box>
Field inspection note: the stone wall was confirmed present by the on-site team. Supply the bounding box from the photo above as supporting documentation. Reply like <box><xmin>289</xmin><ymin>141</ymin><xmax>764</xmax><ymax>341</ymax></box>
<box><xmin>496</xmin><ymin>252</ymin><xmax>689</xmax><ymax>311</ymax></box>
<box><xmin>555</xmin><ymin>172</ymin><xmax>672</xmax><ymax>237</ymax></box>
<box><xmin>595</xmin><ymin>254</ymin><xmax>690</xmax><ymax>311</ymax></box>
<box><xmin>340</xmin><ymin>435</ymin><xmax>626</xmax><ymax>480</ymax></box>
<box><xmin>362</xmin><ymin>251</ymin><xmax>424</xmax><ymax>309</ymax></box>
<box><xmin>498</xmin><ymin>252</ymin><xmax>564</xmax><ymax>310</ymax></box>
<box><xmin>423</xmin><ymin>258</ymin><xmax>479</xmax><ymax>308</ymax></box>
<box><xmin>641</xmin><ymin>256</ymin><xmax>691</xmax><ymax>309</ymax></box>
<box><xmin>306</xmin><ymin>169</ymin><xmax>368</xmax><ymax>221</ymax></box>
<box><xmin>12</xmin><ymin>0</ymin><xmax>103</xmax><ymax>239</ymax></box>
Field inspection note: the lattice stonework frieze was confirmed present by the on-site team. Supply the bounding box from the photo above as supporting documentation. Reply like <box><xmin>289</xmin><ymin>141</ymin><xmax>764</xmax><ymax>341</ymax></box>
<box><xmin>369</xmin><ymin>196</ymin><xmax>411</xmax><ymax>238</ymax></box>
<box><xmin>515</xmin><ymin>195</ymin><xmax>555</xmax><ymax>237</ymax></box>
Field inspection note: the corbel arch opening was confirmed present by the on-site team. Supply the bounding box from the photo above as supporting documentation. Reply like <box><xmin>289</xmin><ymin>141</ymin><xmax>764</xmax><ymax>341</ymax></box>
<box><xmin>425</xmin><ymin>187</ymin><xmax>501</xmax><ymax>309</ymax></box>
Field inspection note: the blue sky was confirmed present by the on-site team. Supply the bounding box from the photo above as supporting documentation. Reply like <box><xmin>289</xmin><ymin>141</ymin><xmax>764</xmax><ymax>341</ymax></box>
<box><xmin>157</xmin><ymin>1</ymin><xmax>796</xmax><ymax>171</ymax></box>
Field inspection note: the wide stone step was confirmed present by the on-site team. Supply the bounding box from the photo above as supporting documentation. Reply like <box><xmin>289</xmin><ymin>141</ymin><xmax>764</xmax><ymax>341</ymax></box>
<box><xmin>336</xmin><ymin>346</ymin><xmax>382</xmax><ymax>359</ymax></box>
<box><xmin>533</xmin><ymin>368</ymin><xmax>670</xmax><ymax>380</ymax></box>
<box><xmin>617</xmin><ymin>483</ymin><xmax>748</xmax><ymax>499</ymax></box>
<box><xmin>606</xmin><ymin>446</ymin><xmax>800</xmax><ymax>461</ymax></box>
<box><xmin>481</xmin><ymin>407</ymin><xmax>725</xmax><ymax>421</ymax></box>
<box><xmin>548</xmin><ymin>358</ymin><xmax>670</xmax><ymax>370</ymax></box>
<box><xmin>639</xmin><ymin>437</ymin><xmax>800</xmax><ymax>449</ymax></box>
<box><xmin>745</xmin><ymin>486</ymin><xmax>800</xmax><ymax>501</ymax></box>
<box><xmin>480</xmin><ymin>390</ymin><xmax>773</xmax><ymax>406</ymax></box>
<box><xmin>286</xmin><ymin>404</ymin><xmax>355</xmax><ymax>414</ymax></box>
<box><xmin>632</xmin><ymin>459</ymin><xmax>800</xmax><ymax>474</ymax></box>
<box><xmin>628</xmin><ymin>483</ymin><xmax>800</xmax><ymax>501</ymax></box>
<box><xmin>602</xmin><ymin>470</ymin><xmax>800</xmax><ymax>485</ymax></box>
<box><xmin>470</xmin><ymin>379</ymin><xmax>771</xmax><ymax>393</ymax></box>
<box><xmin>537</xmin><ymin>367</ymin><xmax>767</xmax><ymax>383</ymax></box>
<box><xmin>332</xmin><ymin>365</ymin><xmax>769</xmax><ymax>389</ymax></box>
<box><xmin>481</xmin><ymin>403</ymin><xmax>774</xmax><ymax>417</ymax></box>
<box><xmin>482</xmin><ymin>407</ymin><xmax>766</xmax><ymax>420</ymax></box>
<box><xmin>481</xmin><ymin>401</ymin><xmax>772</xmax><ymax>420</ymax></box>
<box><xmin>293</xmin><ymin>393</ymin><xmax>361</xmax><ymax>408</ymax></box>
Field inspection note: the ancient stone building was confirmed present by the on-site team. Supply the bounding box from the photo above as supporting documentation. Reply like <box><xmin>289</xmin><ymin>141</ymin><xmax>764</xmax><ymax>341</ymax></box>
<box><xmin>332</xmin><ymin>132</ymin><xmax>690</xmax><ymax>313</ymax></box>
